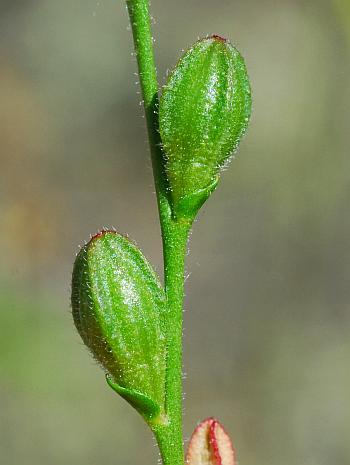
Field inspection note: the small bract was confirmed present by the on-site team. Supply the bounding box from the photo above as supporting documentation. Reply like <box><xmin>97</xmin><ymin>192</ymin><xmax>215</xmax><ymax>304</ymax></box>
<box><xmin>159</xmin><ymin>35</ymin><xmax>252</xmax><ymax>220</ymax></box>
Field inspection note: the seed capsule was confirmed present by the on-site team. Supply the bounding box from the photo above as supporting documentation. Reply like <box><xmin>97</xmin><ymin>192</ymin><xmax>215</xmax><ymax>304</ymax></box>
<box><xmin>159</xmin><ymin>35</ymin><xmax>252</xmax><ymax>220</ymax></box>
<box><xmin>71</xmin><ymin>230</ymin><xmax>166</xmax><ymax>423</ymax></box>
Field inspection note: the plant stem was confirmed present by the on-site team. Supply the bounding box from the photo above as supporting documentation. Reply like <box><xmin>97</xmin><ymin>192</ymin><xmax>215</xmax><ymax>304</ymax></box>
<box><xmin>155</xmin><ymin>219</ymin><xmax>191</xmax><ymax>465</ymax></box>
<box><xmin>126</xmin><ymin>1</ymin><xmax>190</xmax><ymax>465</ymax></box>
<box><xmin>125</xmin><ymin>0</ymin><xmax>170</xmax><ymax>225</ymax></box>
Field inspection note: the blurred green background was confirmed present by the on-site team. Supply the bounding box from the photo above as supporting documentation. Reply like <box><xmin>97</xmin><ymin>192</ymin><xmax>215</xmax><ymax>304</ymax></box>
<box><xmin>1</xmin><ymin>0</ymin><xmax>349</xmax><ymax>464</ymax></box>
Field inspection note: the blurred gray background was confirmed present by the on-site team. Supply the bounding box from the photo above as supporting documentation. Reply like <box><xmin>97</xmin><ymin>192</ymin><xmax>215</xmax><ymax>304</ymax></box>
<box><xmin>0</xmin><ymin>0</ymin><xmax>349</xmax><ymax>464</ymax></box>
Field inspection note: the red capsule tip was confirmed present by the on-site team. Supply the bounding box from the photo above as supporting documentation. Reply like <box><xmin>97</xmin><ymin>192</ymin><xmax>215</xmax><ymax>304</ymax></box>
<box><xmin>211</xmin><ymin>34</ymin><xmax>227</xmax><ymax>43</ymax></box>
<box><xmin>90</xmin><ymin>229</ymin><xmax>116</xmax><ymax>242</ymax></box>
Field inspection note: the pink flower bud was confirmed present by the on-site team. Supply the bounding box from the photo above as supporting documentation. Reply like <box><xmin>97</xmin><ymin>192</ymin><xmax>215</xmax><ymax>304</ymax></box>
<box><xmin>186</xmin><ymin>417</ymin><xmax>235</xmax><ymax>465</ymax></box>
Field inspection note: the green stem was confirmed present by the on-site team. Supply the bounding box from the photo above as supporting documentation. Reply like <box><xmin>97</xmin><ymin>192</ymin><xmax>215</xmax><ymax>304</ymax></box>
<box><xmin>126</xmin><ymin>1</ymin><xmax>190</xmax><ymax>465</ymax></box>
<box><xmin>125</xmin><ymin>0</ymin><xmax>170</xmax><ymax>226</ymax></box>
<box><xmin>153</xmin><ymin>218</ymin><xmax>191</xmax><ymax>465</ymax></box>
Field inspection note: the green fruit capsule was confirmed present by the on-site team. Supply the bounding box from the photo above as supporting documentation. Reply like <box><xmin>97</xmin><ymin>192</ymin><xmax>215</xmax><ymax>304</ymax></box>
<box><xmin>71</xmin><ymin>230</ymin><xmax>166</xmax><ymax>424</ymax></box>
<box><xmin>159</xmin><ymin>35</ymin><xmax>252</xmax><ymax>220</ymax></box>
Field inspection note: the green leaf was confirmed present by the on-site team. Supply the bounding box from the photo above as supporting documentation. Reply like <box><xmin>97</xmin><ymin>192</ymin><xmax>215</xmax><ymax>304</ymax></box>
<box><xmin>71</xmin><ymin>230</ymin><xmax>166</xmax><ymax>422</ymax></box>
<box><xmin>159</xmin><ymin>35</ymin><xmax>252</xmax><ymax>220</ymax></box>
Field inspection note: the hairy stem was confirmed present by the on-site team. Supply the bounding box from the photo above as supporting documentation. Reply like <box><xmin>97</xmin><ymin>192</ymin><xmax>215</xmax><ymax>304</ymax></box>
<box><xmin>126</xmin><ymin>1</ymin><xmax>189</xmax><ymax>464</ymax></box>
<box><xmin>126</xmin><ymin>0</ymin><xmax>170</xmax><ymax>225</ymax></box>
<box><xmin>154</xmin><ymin>218</ymin><xmax>191</xmax><ymax>465</ymax></box>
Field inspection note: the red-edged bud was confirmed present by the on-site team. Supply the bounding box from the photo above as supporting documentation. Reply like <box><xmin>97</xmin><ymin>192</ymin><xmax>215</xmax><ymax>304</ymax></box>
<box><xmin>186</xmin><ymin>417</ymin><xmax>235</xmax><ymax>465</ymax></box>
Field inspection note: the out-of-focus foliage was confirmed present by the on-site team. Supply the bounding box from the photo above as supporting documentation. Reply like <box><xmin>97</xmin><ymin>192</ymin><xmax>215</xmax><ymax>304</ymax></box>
<box><xmin>0</xmin><ymin>1</ymin><xmax>349</xmax><ymax>465</ymax></box>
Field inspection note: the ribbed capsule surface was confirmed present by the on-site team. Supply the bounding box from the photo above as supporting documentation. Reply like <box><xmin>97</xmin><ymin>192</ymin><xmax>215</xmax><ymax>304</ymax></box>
<box><xmin>71</xmin><ymin>230</ymin><xmax>166</xmax><ymax>421</ymax></box>
<box><xmin>159</xmin><ymin>35</ymin><xmax>252</xmax><ymax>219</ymax></box>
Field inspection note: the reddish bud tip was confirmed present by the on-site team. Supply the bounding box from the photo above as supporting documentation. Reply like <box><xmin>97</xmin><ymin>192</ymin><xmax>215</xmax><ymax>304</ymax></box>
<box><xmin>211</xmin><ymin>34</ymin><xmax>227</xmax><ymax>42</ymax></box>
<box><xmin>90</xmin><ymin>229</ymin><xmax>115</xmax><ymax>241</ymax></box>
<box><xmin>186</xmin><ymin>417</ymin><xmax>235</xmax><ymax>465</ymax></box>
